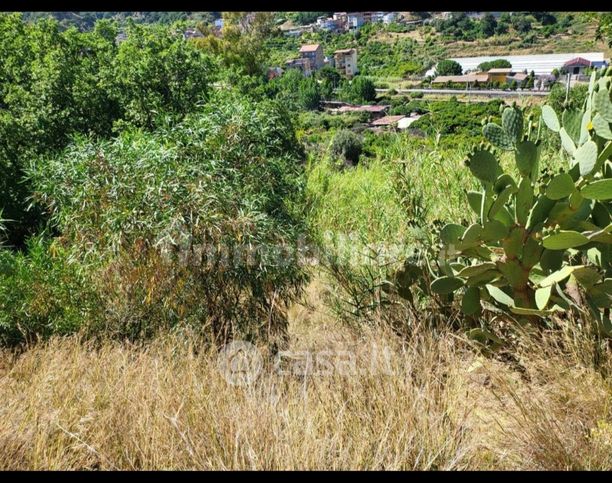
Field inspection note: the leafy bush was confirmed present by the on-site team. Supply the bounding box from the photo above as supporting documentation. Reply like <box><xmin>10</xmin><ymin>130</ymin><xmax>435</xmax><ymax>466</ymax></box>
<box><xmin>330</xmin><ymin>129</ymin><xmax>363</xmax><ymax>166</ymax></box>
<box><xmin>0</xmin><ymin>237</ymin><xmax>101</xmax><ymax>345</ymax></box>
<box><xmin>306</xmin><ymin>157</ymin><xmax>414</xmax><ymax>322</ymax></box>
<box><xmin>340</xmin><ymin>76</ymin><xmax>377</xmax><ymax>104</ymax></box>
<box><xmin>478</xmin><ymin>59</ymin><xmax>512</xmax><ymax>72</ymax></box>
<box><xmin>112</xmin><ymin>21</ymin><xmax>213</xmax><ymax>129</ymax></box>
<box><xmin>390</xmin><ymin>100</ymin><xmax>429</xmax><ymax>116</ymax></box>
<box><xmin>298</xmin><ymin>77</ymin><xmax>322</xmax><ymax>110</ymax></box>
<box><xmin>0</xmin><ymin>14</ymin><xmax>214</xmax><ymax>248</ymax></box>
<box><xmin>424</xmin><ymin>72</ymin><xmax>612</xmax><ymax>336</ymax></box>
<box><xmin>436</xmin><ymin>59</ymin><xmax>462</xmax><ymax>76</ymax></box>
<box><xmin>267</xmin><ymin>68</ymin><xmax>322</xmax><ymax>110</ymax></box>
<box><xmin>28</xmin><ymin>91</ymin><xmax>309</xmax><ymax>343</ymax></box>
<box><xmin>548</xmin><ymin>83</ymin><xmax>588</xmax><ymax>114</ymax></box>
<box><xmin>411</xmin><ymin>99</ymin><xmax>503</xmax><ymax>143</ymax></box>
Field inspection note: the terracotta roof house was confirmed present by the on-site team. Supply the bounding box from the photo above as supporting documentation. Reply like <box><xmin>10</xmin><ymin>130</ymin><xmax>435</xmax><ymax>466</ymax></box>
<box><xmin>487</xmin><ymin>68</ymin><xmax>514</xmax><ymax>83</ymax></box>
<box><xmin>507</xmin><ymin>72</ymin><xmax>528</xmax><ymax>83</ymax></box>
<box><xmin>299</xmin><ymin>44</ymin><xmax>324</xmax><ymax>70</ymax></box>
<box><xmin>299</xmin><ymin>44</ymin><xmax>321</xmax><ymax>53</ymax></box>
<box><xmin>563</xmin><ymin>57</ymin><xmax>592</xmax><ymax>75</ymax></box>
<box><xmin>487</xmin><ymin>68</ymin><xmax>513</xmax><ymax>74</ymax></box>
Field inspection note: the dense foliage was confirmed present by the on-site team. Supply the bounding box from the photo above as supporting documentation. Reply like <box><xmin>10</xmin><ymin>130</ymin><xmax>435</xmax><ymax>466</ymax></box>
<box><xmin>411</xmin><ymin>99</ymin><xmax>504</xmax><ymax>143</ymax></box>
<box><xmin>21</xmin><ymin>12</ymin><xmax>221</xmax><ymax>30</ymax></box>
<box><xmin>330</xmin><ymin>129</ymin><xmax>363</xmax><ymax>166</ymax></box>
<box><xmin>339</xmin><ymin>76</ymin><xmax>377</xmax><ymax>104</ymax></box>
<box><xmin>0</xmin><ymin>92</ymin><xmax>309</xmax><ymax>345</ymax></box>
<box><xmin>436</xmin><ymin>59</ymin><xmax>462</xmax><ymax>76</ymax></box>
<box><xmin>0</xmin><ymin>14</ymin><xmax>214</xmax><ymax>247</ymax></box>
<box><xmin>1</xmin><ymin>11</ymin><xmax>609</xmax><ymax>351</ymax></box>
<box><xmin>477</xmin><ymin>59</ymin><xmax>512</xmax><ymax>72</ymax></box>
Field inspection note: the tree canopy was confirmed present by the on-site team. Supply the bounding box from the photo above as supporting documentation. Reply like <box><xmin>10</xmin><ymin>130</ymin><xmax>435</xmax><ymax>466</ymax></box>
<box><xmin>436</xmin><ymin>59</ymin><xmax>462</xmax><ymax>76</ymax></box>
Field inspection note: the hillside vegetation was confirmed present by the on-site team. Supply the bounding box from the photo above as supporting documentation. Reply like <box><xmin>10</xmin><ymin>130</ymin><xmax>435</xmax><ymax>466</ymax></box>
<box><xmin>1</xmin><ymin>12</ymin><xmax>612</xmax><ymax>470</ymax></box>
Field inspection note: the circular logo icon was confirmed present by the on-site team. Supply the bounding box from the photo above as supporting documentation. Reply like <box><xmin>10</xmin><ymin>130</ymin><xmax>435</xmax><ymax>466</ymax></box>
<box><xmin>217</xmin><ymin>340</ymin><xmax>263</xmax><ymax>386</ymax></box>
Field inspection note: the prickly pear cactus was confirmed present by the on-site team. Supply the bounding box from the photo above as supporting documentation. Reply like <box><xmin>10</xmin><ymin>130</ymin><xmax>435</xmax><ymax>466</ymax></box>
<box><xmin>421</xmin><ymin>69</ymin><xmax>612</xmax><ymax>335</ymax></box>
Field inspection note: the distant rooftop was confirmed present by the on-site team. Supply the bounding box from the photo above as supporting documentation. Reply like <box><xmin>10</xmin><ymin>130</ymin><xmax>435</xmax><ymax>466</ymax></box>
<box><xmin>335</xmin><ymin>48</ymin><xmax>356</xmax><ymax>54</ymax></box>
<box><xmin>563</xmin><ymin>57</ymin><xmax>592</xmax><ymax>67</ymax></box>
<box><xmin>299</xmin><ymin>44</ymin><xmax>321</xmax><ymax>53</ymax></box>
<box><xmin>371</xmin><ymin>115</ymin><xmax>405</xmax><ymax>126</ymax></box>
<box><xmin>488</xmin><ymin>68</ymin><xmax>513</xmax><ymax>73</ymax></box>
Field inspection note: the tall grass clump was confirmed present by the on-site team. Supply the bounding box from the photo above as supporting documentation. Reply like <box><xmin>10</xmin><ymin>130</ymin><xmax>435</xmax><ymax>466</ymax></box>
<box><xmin>305</xmin><ymin>132</ymin><xmax>478</xmax><ymax>327</ymax></box>
<box><xmin>306</xmin><ymin>152</ymin><xmax>423</xmax><ymax>325</ymax></box>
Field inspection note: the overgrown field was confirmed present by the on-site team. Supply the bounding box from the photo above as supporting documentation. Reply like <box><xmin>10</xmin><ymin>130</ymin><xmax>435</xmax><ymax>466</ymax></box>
<box><xmin>1</xmin><ymin>290</ymin><xmax>612</xmax><ymax>470</ymax></box>
<box><xmin>1</xmin><ymin>13</ymin><xmax>612</xmax><ymax>471</ymax></box>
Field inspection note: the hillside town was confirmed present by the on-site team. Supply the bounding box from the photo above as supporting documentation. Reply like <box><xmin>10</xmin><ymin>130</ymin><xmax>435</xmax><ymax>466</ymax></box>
<box><xmin>275</xmin><ymin>38</ymin><xmax>608</xmax><ymax>92</ymax></box>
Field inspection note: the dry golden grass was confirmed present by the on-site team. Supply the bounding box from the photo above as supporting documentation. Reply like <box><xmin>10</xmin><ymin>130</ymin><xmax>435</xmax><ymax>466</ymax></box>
<box><xmin>0</xmin><ymin>279</ymin><xmax>611</xmax><ymax>470</ymax></box>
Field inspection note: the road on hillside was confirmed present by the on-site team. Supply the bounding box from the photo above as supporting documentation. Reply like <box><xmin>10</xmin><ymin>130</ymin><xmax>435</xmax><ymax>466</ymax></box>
<box><xmin>375</xmin><ymin>88</ymin><xmax>550</xmax><ymax>97</ymax></box>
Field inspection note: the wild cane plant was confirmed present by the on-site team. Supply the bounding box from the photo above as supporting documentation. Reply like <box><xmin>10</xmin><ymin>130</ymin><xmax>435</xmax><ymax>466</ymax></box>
<box><xmin>396</xmin><ymin>68</ymin><xmax>612</xmax><ymax>336</ymax></box>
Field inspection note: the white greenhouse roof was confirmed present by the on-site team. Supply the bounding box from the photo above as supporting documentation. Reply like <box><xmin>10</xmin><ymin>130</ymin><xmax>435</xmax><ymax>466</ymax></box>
<box><xmin>426</xmin><ymin>52</ymin><xmax>608</xmax><ymax>77</ymax></box>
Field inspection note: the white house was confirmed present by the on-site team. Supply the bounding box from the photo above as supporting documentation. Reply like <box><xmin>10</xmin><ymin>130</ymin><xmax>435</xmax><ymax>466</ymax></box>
<box><xmin>383</xmin><ymin>12</ymin><xmax>398</xmax><ymax>24</ymax></box>
<box><xmin>347</xmin><ymin>13</ymin><xmax>364</xmax><ymax>30</ymax></box>
<box><xmin>334</xmin><ymin>48</ymin><xmax>359</xmax><ymax>77</ymax></box>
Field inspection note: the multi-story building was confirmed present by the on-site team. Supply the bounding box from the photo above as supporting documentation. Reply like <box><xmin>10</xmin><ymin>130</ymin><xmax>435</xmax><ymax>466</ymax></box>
<box><xmin>334</xmin><ymin>48</ymin><xmax>359</xmax><ymax>77</ymax></box>
<box><xmin>347</xmin><ymin>13</ymin><xmax>364</xmax><ymax>30</ymax></box>
<box><xmin>299</xmin><ymin>44</ymin><xmax>324</xmax><ymax>71</ymax></box>
<box><xmin>333</xmin><ymin>12</ymin><xmax>348</xmax><ymax>30</ymax></box>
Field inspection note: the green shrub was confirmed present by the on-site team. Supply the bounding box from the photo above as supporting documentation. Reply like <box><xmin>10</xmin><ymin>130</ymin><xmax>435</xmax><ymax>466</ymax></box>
<box><xmin>340</xmin><ymin>76</ymin><xmax>377</xmax><ymax>104</ymax></box>
<box><xmin>28</xmin><ymin>91</ymin><xmax>310</xmax><ymax>343</ymax></box>
<box><xmin>548</xmin><ymin>83</ymin><xmax>588</xmax><ymax>114</ymax></box>
<box><xmin>436</xmin><ymin>59</ymin><xmax>462</xmax><ymax>76</ymax></box>
<box><xmin>306</xmin><ymin>156</ymin><xmax>413</xmax><ymax>322</ymax></box>
<box><xmin>0</xmin><ymin>14</ymin><xmax>214</xmax><ymax>248</ymax></box>
<box><xmin>478</xmin><ymin>59</ymin><xmax>512</xmax><ymax>72</ymax></box>
<box><xmin>411</xmin><ymin>99</ymin><xmax>503</xmax><ymax>143</ymax></box>
<box><xmin>298</xmin><ymin>77</ymin><xmax>321</xmax><ymax>110</ymax></box>
<box><xmin>0</xmin><ymin>237</ymin><xmax>101</xmax><ymax>345</ymax></box>
<box><xmin>390</xmin><ymin>100</ymin><xmax>429</xmax><ymax>116</ymax></box>
<box><xmin>330</xmin><ymin>129</ymin><xmax>363</xmax><ymax>166</ymax></box>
